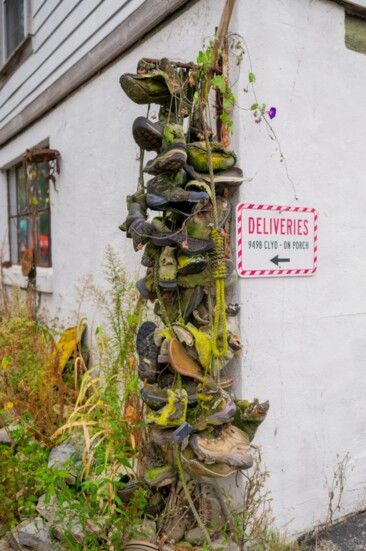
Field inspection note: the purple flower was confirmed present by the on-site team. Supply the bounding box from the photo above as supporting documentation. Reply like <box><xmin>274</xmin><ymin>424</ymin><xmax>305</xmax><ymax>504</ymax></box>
<box><xmin>266</xmin><ymin>107</ymin><xmax>277</xmax><ymax>119</ymax></box>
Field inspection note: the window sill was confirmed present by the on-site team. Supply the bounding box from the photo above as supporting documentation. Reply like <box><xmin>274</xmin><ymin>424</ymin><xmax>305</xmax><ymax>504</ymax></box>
<box><xmin>3</xmin><ymin>265</ymin><xmax>53</xmax><ymax>294</ymax></box>
<box><xmin>0</xmin><ymin>35</ymin><xmax>33</xmax><ymax>88</ymax></box>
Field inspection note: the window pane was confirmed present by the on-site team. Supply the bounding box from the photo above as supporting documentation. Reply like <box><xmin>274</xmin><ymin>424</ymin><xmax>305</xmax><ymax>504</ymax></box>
<box><xmin>9</xmin><ymin>217</ymin><xmax>19</xmax><ymax>263</ymax></box>
<box><xmin>19</xmin><ymin>216</ymin><xmax>30</xmax><ymax>257</ymax></box>
<box><xmin>36</xmin><ymin>165</ymin><xmax>50</xmax><ymax>209</ymax></box>
<box><xmin>4</xmin><ymin>0</ymin><xmax>25</xmax><ymax>59</ymax></box>
<box><xmin>17</xmin><ymin>165</ymin><xmax>27</xmax><ymax>213</ymax></box>
<box><xmin>8</xmin><ymin>169</ymin><xmax>17</xmax><ymax>216</ymax></box>
<box><xmin>38</xmin><ymin>210</ymin><xmax>50</xmax><ymax>266</ymax></box>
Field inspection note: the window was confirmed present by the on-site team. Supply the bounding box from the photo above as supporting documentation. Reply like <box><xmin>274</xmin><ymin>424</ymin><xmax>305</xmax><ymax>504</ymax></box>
<box><xmin>8</xmin><ymin>161</ymin><xmax>51</xmax><ymax>268</ymax></box>
<box><xmin>4</xmin><ymin>0</ymin><xmax>24</xmax><ymax>60</ymax></box>
<box><xmin>0</xmin><ymin>0</ymin><xmax>32</xmax><ymax>83</ymax></box>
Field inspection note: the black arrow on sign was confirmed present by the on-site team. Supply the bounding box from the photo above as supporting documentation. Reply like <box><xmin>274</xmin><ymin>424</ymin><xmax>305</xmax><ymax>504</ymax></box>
<box><xmin>270</xmin><ymin>255</ymin><xmax>290</xmax><ymax>266</ymax></box>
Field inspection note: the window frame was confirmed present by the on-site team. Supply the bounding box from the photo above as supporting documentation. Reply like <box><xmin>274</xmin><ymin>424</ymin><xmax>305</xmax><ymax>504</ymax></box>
<box><xmin>0</xmin><ymin>0</ymin><xmax>32</xmax><ymax>86</ymax></box>
<box><xmin>7</xmin><ymin>160</ymin><xmax>52</xmax><ymax>269</ymax></box>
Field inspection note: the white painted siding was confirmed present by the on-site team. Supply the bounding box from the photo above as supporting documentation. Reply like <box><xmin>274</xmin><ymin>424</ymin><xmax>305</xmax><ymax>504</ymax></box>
<box><xmin>0</xmin><ymin>0</ymin><xmax>145</xmax><ymax>128</ymax></box>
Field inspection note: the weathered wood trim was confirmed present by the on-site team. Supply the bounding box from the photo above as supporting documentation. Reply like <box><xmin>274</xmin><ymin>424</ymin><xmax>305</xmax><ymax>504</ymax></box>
<box><xmin>0</xmin><ymin>0</ymin><xmax>196</xmax><ymax>147</ymax></box>
<box><xmin>0</xmin><ymin>36</ymin><xmax>33</xmax><ymax>89</ymax></box>
<box><xmin>331</xmin><ymin>0</ymin><xmax>366</xmax><ymax>18</ymax></box>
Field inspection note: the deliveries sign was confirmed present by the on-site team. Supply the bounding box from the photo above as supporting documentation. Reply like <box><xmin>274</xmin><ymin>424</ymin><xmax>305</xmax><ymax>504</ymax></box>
<box><xmin>236</xmin><ymin>204</ymin><xmax>318</xmax><ymax>278</ymax></box>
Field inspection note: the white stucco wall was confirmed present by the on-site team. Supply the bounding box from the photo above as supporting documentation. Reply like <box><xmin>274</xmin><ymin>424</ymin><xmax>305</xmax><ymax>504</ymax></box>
<box><xmin>1</xmin><ymin>0</ymin><xmax>366</xmax><ymax>539</ymax></box>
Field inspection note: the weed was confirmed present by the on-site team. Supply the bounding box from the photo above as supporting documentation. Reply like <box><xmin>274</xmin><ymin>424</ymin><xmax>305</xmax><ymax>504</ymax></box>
<box><xmin>0</xmin><ymin>426</ymin><xmax>51</xmax><ymax>530</ymax></box>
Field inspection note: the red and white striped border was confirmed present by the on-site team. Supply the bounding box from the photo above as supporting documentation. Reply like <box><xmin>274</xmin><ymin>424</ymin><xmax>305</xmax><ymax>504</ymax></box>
<box><xmin>236</xmin><ymin>204</ymin><xmax>318</xmax><ymax>277</ymax></box>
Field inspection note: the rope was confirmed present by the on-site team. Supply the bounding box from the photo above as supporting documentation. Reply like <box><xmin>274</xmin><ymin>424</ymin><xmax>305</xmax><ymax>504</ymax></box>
<box><xmin>198</xmin><ymin>102</ymin><xmax>229</xmax><ymax>360</ymax></box>
<box><xmin>176</xmin><ymin>445</ymin><xmax>213</xmax><ymax>550</ymax></box>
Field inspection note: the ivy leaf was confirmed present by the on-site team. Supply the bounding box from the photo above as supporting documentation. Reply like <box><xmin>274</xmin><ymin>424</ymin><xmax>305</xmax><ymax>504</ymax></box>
<box><xmin>249</xmin><ymin>72</ymin><xmax>256</xmax><ymax>83</ymax></box>
<box><xmin>210</xmin><ymin>75</ymin><xmax>226</xmax><ymax>94</ymax></box>
<box><xmin>223</xmin><ymin>98</ymin><xmax>233</xmax><ymax>111</ymax></box>
<box><xmin>250</xmin><ymin>103</ymin><xmax>258</xmax><ymax>111</ymax></box>
<box><xmin>220</xmin><ymin>113</ymin><xmax>234</xmax><ymax>132</ymax></box>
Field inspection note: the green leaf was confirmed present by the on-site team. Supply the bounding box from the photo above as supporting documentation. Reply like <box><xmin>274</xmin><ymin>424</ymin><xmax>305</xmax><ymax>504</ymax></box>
<box><xmin>31</xmin><ymin>196</ymin><xmax>39</xmax><ymax>205</ymax></box>
<box><xmin>250</xmin><ymin>103</ymin><xmax>258</xmax><ymax>111</ymax></box>
<box><xmin>223</xmin><ymin>98</ymin><xmax>233</xmax><ymax>111</ymax></box>
<box><xmin>249</xmin><ymin>72</ymin><xmax>256</xmax><ymax>83</ymax></box>
<box><xmin>210</xmin><ymin>75</ymin><xmax>226</xmax><ymax>94</ymax></box>
<box><xmin>196</xmin><ymin>51</ymin><xmax>206</xmax><ymax>66</ymax></box>
<box><xmin>1</xmin><ymin>356</ymin><xmax>12</xmax><ymax>369</ymax></box>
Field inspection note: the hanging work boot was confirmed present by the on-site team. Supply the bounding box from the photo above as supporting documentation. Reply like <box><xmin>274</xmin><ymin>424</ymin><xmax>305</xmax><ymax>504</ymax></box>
<box><xmin>146</xmin><ymin>388</ymin><xmax>188</xmax><ymax>428</ymax></box>
<box><xmin>233</xmin><ymin>399</ymin><xmax>270</xmax><ymax>441</ymax></box>
<box><xmin>186</xmin><ymin>386</ymin><xmax>236</xmax><ymax>431</ymax></box>
<box><xmin>161</xmin><ymin>123</ymin><xmax>186</xmax><ymax>149</ymax></box>
<box><xmin>141</xmin><ymin>242</ymin><xmax>160</xmax><ymax>268</ymax></box>
<box><xmin>144</xmin><ymin>123</ymin><xmax>187</xmax><ymax>175</ymax></box>
<box><xmin>144</xmin><ymin>143</ymin><xmax>187</xmax><ymax>175</ymax></box>
<box><xmin>119</xmin><ymin>190</ymin><xmax>148</xmax><ymax>233</ymax></box>
<box><xmin>167</xmin><ymin>338</ymin><xmax>232</xmax><ymax>388</ymax></box>
<box><xmin>136</xmin><ymin>321</ymin><xmax>160</xmax><ymax>383</ymax></box>
<box><xmin>185</xmin><ymin>196</ymin><xmax>232</xmax><ymax>240</ymax></box>
<box><xmin>129</xmin><ymin>218</ymin><xmax>215</xmax><ymax>256</ymax></box>
<box><xmin>184</xmin><ymin>483</ymin><xmax>225</xmax><ymax>545</ymax></box>
<box><xmin>121</xmin><ymin>57</ymin><xmax>194</xmax><ymax>110</ymax></box>
<box><xmin>181</xmin><ymin>445</ymin><xmax>236</xmax><ymax>479</ymax></box>
<box><xmin>189</xmin><ymin>424</ymin><xmax>253</xmax><ymax>468</ymax></box>
<box><xmin>142</xmin><ymin>443</ymin><xmax>177</xmax><ymax>488</ymax></box>
<box><xmin>186</xmin><ymin>141</ymin><xmax>237</xmax><ymax>172</ymax></box>
<box><xmin>177</xmin><ymin>258</ymin><xmax>234</xmax><ymax>289</ymax></box>
<box><xmin>141</xmin><ymin>378</ymin><xmax>199</xmax><ymax>411</ymax></box>
<box><xmin>132</xmin><ymin>116</ymin><xmax>163</xmax><ymax>151</ymax></box>
<box><xmin>149</xmin><ymin>422</ymin><xmax>193</xmax><ymax>446</ymax></box>
<box><xmin>176</xmin><ymin>251</ymin><xmax>208</xmax><ymax>275</ymax></box>
<box><xmin>159</xmin><ymin>481</ymin><xmax>195</xmax><ymax>544</ymax></box>
<box><xmin>195</xmin><ymin>166</ymin><xmax>244</xmax><ymax>192</ymax></box>
<box><xmin>158</xmin><ymin>246</ymin><xmax>178</xmax><ymax>290</ymax></box>
<box><xmin>146</xmin><ymin>173</ymin><xmax>209</xmax><ymax>214</ymax></box>
<box><xmin>120</xmin><ymin>69</ymin><xmax>174</xmax><ymax>105</ymax></box>
<box><xmin>136</xmin><ymin>270</ymin><xmax>157</xmax><ymax>300</ymax></box>
<box><xmin>154</xmin><ymin>286</ymin><xmax>204</xmax><ymax>325</ymax></box>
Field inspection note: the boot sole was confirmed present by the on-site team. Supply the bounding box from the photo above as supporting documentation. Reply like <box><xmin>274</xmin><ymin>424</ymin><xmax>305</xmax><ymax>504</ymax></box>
<box><xmin>132</xmin><ymin>117</ymin><xmax>163</xmax><ymax>151</ymax></box>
